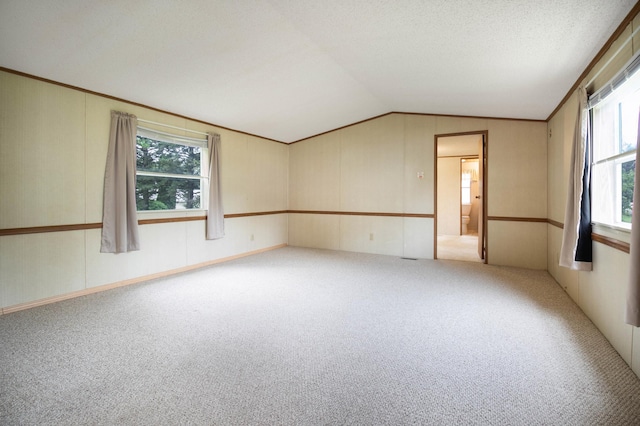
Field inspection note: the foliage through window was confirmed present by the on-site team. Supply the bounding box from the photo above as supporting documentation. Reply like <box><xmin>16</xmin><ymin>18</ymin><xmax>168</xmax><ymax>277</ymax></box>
<box><xmin>136</xmin><ymin>128</ymin><xmax>207</xmax><ymax>211</ymax></box>
<box><xmin>591</xmin><ymin>66</ymin><xmax>638</xmax><ymax>229</ymax></box>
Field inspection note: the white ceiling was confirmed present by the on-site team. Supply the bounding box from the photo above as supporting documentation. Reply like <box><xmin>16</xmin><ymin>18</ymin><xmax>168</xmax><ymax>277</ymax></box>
<box><xmin>0</xmin><ymin>0</ymin><xmax>636</xmax><ymax>142</ymax></box>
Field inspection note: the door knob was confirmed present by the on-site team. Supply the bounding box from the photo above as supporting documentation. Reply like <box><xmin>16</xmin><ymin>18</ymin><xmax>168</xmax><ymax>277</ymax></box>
<box><xmin>475</xmin><ymin>196</ymin><xmax>481</xmax><ymax>199</ymax></box>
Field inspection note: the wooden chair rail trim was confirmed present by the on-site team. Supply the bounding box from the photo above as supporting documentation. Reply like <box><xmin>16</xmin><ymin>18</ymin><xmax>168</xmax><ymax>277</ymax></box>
<box><xmin>592</xmin><ymin>232</ymin><xmax>630</xmax><ymax>254</ymax></box>
<box><xmin>547</xmin><ymin>219</ymin><xmax>564</xmax><ymax>229</ymax></box>
<box><xmin>486</xmin><ymin>216</ymin><xmax>548</xmax><ymax>223</ymax></box>
<box><xmin>288</xmin><ymin>210</ymin><xmax>434</xmax><ymax>218</ymax></box>
<box><xmin>0</xmin><ymin>214</ymin><xmax>632</xmax><ymax>255</ymax></box>
<box><xmin>0</xmin><ymin>211</ymin><xmax>291</xmax><ymax>236</ymax></box>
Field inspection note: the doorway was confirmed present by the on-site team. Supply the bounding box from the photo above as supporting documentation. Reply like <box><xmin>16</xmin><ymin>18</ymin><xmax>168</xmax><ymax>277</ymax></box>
<box><xmin>435</xmin><ymin>132</ymin><xmax>487</xmax><ymax>263</ymax></box>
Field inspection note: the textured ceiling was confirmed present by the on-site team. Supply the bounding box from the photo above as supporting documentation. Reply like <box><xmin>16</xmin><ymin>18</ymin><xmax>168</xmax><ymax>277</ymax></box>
<box><xmin>0</xmin><ymin>0</ymin><xmax>637</xmax><ymax>142</ymax></box>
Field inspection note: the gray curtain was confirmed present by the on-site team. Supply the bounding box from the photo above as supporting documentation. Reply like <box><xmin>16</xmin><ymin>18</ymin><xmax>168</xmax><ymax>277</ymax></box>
<box><xmin>625</xmin><ymin>109</ymin><xmax>640</xmax><ymax>326</ymax></box>
<box><xmin>559</xmin><ymin>88</ymin><xmax>593</xmax><ymax>271</ymax></box>
<box><xmin>206</xmin><ymin>132</ymin><xmax>224</xmax><ymax>240</ymax></box>
<box><xmin>100</xmin><ymin>111</ymin><xmax>140</xmax><ymax>253</ymax></box>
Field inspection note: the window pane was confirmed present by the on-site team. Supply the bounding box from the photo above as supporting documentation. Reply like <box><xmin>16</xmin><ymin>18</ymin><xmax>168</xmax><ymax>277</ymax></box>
<box><xmin>619</xmin><ymin>93</ymin><xmax>640</xmax><ymax>154</ymax></box>
<box><xmin>593</xmin><ymin>158</ymin><xmax>635</xmax><ymax>227</ymax></box>
<box><xmin>462</xmin><ymin>188</ymin><xmax>471</xmax><ymax>205</ymax></box>
<box><xmin>461</xmin><ymin>172</ymin><xmax>471</xmax><ymax>188</ymax></box>
<box><xmin>592</xmin><ymin>161</ymin><xmax>617</xmax><ymax>225</ymax></box>
<box><xmin>591</xmin><ymin>67</ymin><xmax>639</xmax><ymax>229</ymax></box>
<box><xmin>592</xmin><ymin>101</ymin><xmax>617</xmax><ymax>163</ymax></box>
<box><xmin>136</xmin><ymin>137</ymin><xmax>201</xmax><ymax>175</ymax></box>
<box><xmin>136</xmin><ymin>176</ymin><xmax>201</xmax><ymax>210</ymax></box>
<box><xmin>593</xmin><ymin>71</ymin><xmax>640</xmax><ymax>163</ymax></box>
<box><xmin>622</xmin><ymin>160</ymin><xmax>635</xmax><ymax>223</ymax></box>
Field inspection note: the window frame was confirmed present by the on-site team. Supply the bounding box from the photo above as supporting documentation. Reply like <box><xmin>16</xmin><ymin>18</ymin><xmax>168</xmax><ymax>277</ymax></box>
<box><xmin>135</xmin><ymin>126</ymin><xmax>209</xmax><ymax>212</ymax></box>
<box><xmin>589</xmin><ymin>61</ymin><xmax>638</xmax><ymax>233</ymax></box>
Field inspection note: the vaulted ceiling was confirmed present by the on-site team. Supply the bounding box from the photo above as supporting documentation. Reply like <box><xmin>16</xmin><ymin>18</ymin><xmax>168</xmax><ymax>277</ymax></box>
<box><xmin>1</xmin><ymin>0</ymin><xmax>637</xmax><ymax>142</ymax></box>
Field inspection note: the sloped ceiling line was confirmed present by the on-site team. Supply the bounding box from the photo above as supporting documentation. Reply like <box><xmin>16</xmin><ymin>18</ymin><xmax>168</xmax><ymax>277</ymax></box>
<box><xmin>0</xmin><ymin>0</ymin><xmax>637</xmax><ymax>142</ymax></box>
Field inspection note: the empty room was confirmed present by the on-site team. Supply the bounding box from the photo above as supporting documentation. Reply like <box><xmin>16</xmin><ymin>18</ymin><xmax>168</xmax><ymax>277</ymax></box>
<box><xmin>2</xmin><ymin>1</ymin><xmax>640</xmax><ymax>424</ymax></box>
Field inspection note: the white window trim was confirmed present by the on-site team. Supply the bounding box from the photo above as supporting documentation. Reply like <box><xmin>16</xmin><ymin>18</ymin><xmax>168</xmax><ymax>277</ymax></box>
<box><xmin>592</xmin><ymin>222</ymin><xmax>631</xmax><ymax>243</ymax></box>
<box><xmin>589</xmin><ymin>52</ymin><xmax>639</xmax><ymax>232</ymax></box>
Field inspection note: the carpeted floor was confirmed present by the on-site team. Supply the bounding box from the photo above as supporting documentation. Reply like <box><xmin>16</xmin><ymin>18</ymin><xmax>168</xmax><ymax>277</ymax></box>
<box><xmin>438</xmin><ymin>233</ymin><xmax>482</xmax><ymax>262</ymax></box>
<box><xmin>1</xmin><ymin>247</ymin><xmax>640</xmax><ymax>425</ymax></box>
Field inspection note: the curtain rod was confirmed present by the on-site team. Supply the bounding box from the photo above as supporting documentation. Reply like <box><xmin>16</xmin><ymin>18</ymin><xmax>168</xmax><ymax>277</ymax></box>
<box><xmin>137</xmin><ymin>118</ymin><xmax>209</xmax><ymax>137</ymax></box>
<box><xmin>585</xmin><ymin>24</ymin><xmax>640</xmax><ymax>89</ymax></box>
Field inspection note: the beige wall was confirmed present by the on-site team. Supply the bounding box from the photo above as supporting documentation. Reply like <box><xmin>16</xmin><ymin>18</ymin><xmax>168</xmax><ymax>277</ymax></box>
<box><xmin>547</xmin><ymin>16</ymin><xmax>640</xmax><ymax>377</ymax></box>
<box><xmin>289</xmin><ymin>114</ymin><xmax>434</xmax><ymax>259</ymax></box>
<box><xmin>0</xmin><ymin>70</ymin><xmax>289</xmax><ymax>310</ymax></box>
<box><xmin>0</xmin><ymin>69</ymin><xmax>548</xmax><ymax>309</ymax></box>
<box><xmin>289</xmin><ymin>113</ymin><xmax>548</xmax><ymax>268</ymax></box>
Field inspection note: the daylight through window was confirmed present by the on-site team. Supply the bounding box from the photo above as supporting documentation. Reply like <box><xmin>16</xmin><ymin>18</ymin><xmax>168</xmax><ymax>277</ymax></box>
<box><xmin>461</xmin><ymin>170</ymin><xmax>472</xmax><ymax>205</ymax></box>
<box><xmin>590</xmin><ymin>64</ymin><xmax>638</xmax><ymax>229</ymax></box>
<box><xmin>135</xmin><ymin>127</ymin><xmax>208</xmax><ymax>211</ymax></box>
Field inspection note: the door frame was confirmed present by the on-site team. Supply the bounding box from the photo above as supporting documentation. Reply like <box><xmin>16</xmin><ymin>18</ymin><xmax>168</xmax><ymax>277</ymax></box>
<box><xmin>434</xmin><ymin>130</ymin><xmax>488</xmax><ymax>263</ymax></box>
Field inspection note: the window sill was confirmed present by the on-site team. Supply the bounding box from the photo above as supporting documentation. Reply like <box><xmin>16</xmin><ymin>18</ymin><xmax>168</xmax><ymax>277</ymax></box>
<box><xmin>592</xmin><ymin>222</ymin><xmax>631</xmax><ymax>244</ymax></box>
<box><xmin>136</xmin><ymin>209</ymin><xmax>207</xmax><ymax>221</ymax></box>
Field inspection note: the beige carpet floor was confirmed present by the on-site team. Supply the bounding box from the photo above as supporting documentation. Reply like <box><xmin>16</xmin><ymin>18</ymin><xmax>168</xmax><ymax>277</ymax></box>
<box><xmin>2</xmin><ymin>247</ymin><xmax>640</xmax><ymax>425</ymax></box>
<box><xmin>437</xmin><ymin>233</ymin><xmax>482</xmax><ymax>262</ymax></box>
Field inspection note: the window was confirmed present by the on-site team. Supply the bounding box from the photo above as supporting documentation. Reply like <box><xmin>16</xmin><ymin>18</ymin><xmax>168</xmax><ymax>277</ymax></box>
<box><xmin>461</xmin><ymin>170</ymin><xmax>472</xmax><ymax>205</ymax></box>
<box><xmin>135</xmin><ymin>127</ymin><xmax>208</xmax><ymax>211</ymax></box>
<box><xmin>591</xmin><ymin>64</ymin><xmax>639</xmax><ymax>229</ymax></box>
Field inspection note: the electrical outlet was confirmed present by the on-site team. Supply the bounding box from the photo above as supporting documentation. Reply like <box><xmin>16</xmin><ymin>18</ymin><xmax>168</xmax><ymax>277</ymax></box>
<box><xmin>250</xmin><ymin>234</ymin><xmax>254</xmax><ymax>241</ymax></box>
<box><xmin>369</xmin><ymin>233</ymin><xmax>374</xmax><ymax>241</ymax></box>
